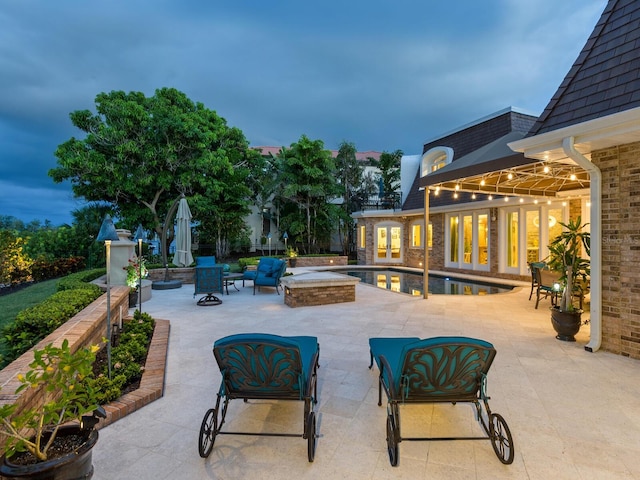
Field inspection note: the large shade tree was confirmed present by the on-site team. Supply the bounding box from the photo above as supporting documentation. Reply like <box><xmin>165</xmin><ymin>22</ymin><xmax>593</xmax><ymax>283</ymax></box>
<box><xmin>49</xmin><ymin>87</ymin><xmax>259</xmax><ymax>259</ymax></box>
<box><xmin>275</xmin><ymin>135</ymin><xmax>340</xmax><ymax>254</ymax></box>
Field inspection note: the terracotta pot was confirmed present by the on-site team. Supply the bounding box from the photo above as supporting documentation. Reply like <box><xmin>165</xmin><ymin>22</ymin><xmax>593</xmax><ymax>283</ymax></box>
<box><xmin>0</xmin><ymin>426</ymin><xmax>98</xmax><ymax>479</ymax></box>
<box><xmin>550</xmin><ymin>307</ymin><xmax>582</xmax><ymax>342</ymax></box>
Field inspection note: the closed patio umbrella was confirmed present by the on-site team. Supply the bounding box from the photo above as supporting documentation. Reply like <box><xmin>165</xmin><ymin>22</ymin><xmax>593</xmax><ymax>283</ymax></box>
<box><xmin>172</xmin><ymin>197</ymin><xmax>194</xmax><ymax>267</ymax></box>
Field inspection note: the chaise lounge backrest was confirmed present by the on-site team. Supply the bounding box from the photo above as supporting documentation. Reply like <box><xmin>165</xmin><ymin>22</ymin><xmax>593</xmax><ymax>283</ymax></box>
<box><xmin>372</xmin><ymin>336</ymin><xmax>496</xmax><ymax>403</ymax></box>
<box><xmin>213</xmin><ymin>333</ymin><xmax>319</xmax><ymax>400</ymax></box>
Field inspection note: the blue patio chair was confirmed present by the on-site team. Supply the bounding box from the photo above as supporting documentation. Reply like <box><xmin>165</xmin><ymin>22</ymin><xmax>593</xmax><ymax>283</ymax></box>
<box><xmin>250</xmin><ymin>258</ymin><xmax>287</xmax><ymax>295</ymax></box>
<box><xmin>368</xmin><ymin>336</ymin><xmax>514</xmax><ymax>466</ymax></box>
<box><xmin>198</xmin><ymin>333</ymin><xmax>320</xmax><ymax>462</ymax></box>
<box><xmin>193</xmin><ymin>264</ymin><xmax>224</xmax><ymax>306</ymax></box>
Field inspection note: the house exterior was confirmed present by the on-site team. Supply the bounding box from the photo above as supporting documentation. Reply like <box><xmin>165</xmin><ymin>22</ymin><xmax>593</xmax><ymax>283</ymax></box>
<box><xmin>355</xmin><ymin>0</ymin><xmax>640</xmax><ymax>359</ymax></box>
<box><xmin>354</xmin><ymin>107</ymin><xmax>558</xmax><ymax>280</ymax></box>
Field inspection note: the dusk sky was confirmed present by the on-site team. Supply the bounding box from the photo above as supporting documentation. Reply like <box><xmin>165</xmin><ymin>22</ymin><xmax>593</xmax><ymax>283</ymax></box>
<box><xmin>0</xmin><ymin>0</ymin><xmax>607</xmax><ymax>226</ymax></box>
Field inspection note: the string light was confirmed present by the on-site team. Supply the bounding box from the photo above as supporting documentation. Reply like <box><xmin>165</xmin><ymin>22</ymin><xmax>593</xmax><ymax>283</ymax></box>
<box><xmin>504</xmin><ymin>197</ymin><xmax>509</xmax><ymax>202</ymax></box>
<box><xmin>570</xmin><ymin>173</ymin><xmax>577</xmax><ymax>181</ymax></box>
<box><xmin>507</xmin><ymin>172</ymin><xmax>513</xmax><ymax>180</ymax></box>
<box><xmin>534</xmin><ymin>199</ymin><xmax>539</xmax><ymax>204</ymax></box>
<box><xmin>480</xmin><ymin>179</ymin><xmax>486</xmax><ymax>186</ymax></box>
<box><xmin>455</xmin><ymin>184</ymin><xmax>460</xmax><ymax>190</ymax></box>
<box><xmin>543</xmin><ymin>165</ymin><xmax>550</xmax><ymax>173</ymax></box>
<box><xmin>519</xmin><ymin>198</ymin><xmax>524</xmax><ymax>203</ymax></box>
<box><xmin>471</xmin><ymin>193</ymin><xmax>476</xmax><ymax>200</ymax></box>
<box><xmin>488</xmin><ymin>195</ymin><xmax>493</xmax><ymax>200</ymax></box>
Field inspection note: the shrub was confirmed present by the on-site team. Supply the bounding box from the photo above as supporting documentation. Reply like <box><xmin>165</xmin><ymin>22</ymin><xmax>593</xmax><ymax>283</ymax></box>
<box><xmin>2</xmin><ymin>288</ymin><xmax>102</xmax><ymax>363</ymax></box>
<box><xmin>57</xmin><ymin>269</ymin><xmax>105</xmax><ymax>292</ymax></box>
<box><xmin>90</xmin><ymin>310</ymin><xmax>155</xmax><ymax>404</ymax></box>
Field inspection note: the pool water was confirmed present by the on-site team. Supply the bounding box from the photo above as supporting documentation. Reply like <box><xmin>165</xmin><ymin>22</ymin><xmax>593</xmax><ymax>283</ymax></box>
<box><xmin>336</xmin><ymin>268</ymin><xmax>513</xmax><ymax>296</ymax></box>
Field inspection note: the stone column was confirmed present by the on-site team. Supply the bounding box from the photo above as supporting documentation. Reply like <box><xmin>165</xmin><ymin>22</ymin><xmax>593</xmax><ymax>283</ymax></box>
<box><xmin>110</xmin><ymin>229</ymin><xmax>136</xmax><ymax>286</ymax></box>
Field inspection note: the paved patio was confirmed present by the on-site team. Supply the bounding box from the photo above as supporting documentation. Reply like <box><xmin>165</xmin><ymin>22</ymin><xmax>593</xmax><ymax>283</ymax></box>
<box><xmin>92</xmin><ymin>271</ymin><xmax>640</xmax><ymax>479</ymax></box>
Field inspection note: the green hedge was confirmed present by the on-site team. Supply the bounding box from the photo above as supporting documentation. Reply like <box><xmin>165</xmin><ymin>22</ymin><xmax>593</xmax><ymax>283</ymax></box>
<box><xmin>1</xmin><ymin>271</ymin><xmax>105</xmax><ymax>365</ymax></box>
<box><xmin>57</xmin><ymin>269</ymin><xmax>105</xmax><ymax>291</ymax></box>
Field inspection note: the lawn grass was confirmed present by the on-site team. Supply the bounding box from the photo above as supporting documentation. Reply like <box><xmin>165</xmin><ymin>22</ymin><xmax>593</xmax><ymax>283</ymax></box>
<box><xmin>0</xmin><ymin>279</ymin><xmax>60</xmax><ymax>359</ymax></box>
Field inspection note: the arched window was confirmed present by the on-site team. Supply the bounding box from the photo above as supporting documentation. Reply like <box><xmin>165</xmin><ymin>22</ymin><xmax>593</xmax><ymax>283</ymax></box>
<box><xmin>421</xmin><ymin>147</ymin><xmax>454</xmax><ymax>177</ymax></box>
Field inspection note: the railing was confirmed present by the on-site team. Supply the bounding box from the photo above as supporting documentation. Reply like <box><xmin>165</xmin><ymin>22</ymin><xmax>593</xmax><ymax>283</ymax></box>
<box><xmin>357</xmin><ymin>193</ymin><xmax>402</xmax><ymax>211</ymax></box>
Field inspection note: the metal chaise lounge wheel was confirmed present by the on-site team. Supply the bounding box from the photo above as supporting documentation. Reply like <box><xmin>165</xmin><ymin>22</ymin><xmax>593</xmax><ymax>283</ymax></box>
<box><xmin>306</xmin><ymin>411</ymin><xmax>317</xmax><ymax>462</ymax></box>
<box><xmin>489</xmin><ymin>413</ymin><xmax>514</xmax><ymax>464</ymax></box>
<box><xmin>198</xmin><ymin>408</ymin><xmax>218</xmax><ymax>458</ymax></box>
<box><xmin>386</xmin><ymin>412</ymin><xmax>399</xmax><ymax>466</ymax></box>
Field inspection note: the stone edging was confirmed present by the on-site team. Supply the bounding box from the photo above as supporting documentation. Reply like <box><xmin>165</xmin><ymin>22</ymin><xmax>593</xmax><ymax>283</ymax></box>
<box><xmin>97</xmin><ymin>318</ymin><xmax>170</xmax><ymax>429</ymax></box>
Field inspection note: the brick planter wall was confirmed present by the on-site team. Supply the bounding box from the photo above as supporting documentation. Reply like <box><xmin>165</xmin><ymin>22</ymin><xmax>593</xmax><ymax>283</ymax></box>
<box><xmin>148</xmin><ymin>267</ymin><xmax>195</xmax><ymax>284</ymax></box>
<box><xmin>0</xmin><ymin>286</ymin><xmax>169</xmax><ymax>444</ymax></box>
<box><xmin>292</xmin><ymin>256</ymin><xmax>348</xmax><ymax>267</ymax></box>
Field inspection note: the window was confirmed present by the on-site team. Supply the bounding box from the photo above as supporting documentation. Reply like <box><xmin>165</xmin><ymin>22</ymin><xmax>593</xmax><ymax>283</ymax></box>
<box><xmin>421</xmin><ymin>147</ymin><xmax>454</xmax><ymax>176</ymax></box>
<box><xmin>412</xmin><ymin>223</ymin><xmax>421</xmax><ymax>247</ymax></box>
<box><xmin>411</xmin><ymin>221</ymin><xmax>432</xmax><ymax>248</ymax></box>
<box><xmin>507</xmin><ymin>211</ymin><xmax>519</xmax><ymax>268</ymax></box>
<box><xmin>358</xmin><ymin>225</ymin><xmax>366</xmax><ymax>249</ymax></box>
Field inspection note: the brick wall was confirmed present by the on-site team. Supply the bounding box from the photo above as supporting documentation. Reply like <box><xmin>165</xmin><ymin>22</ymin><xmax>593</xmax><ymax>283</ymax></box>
<box><xmin>284</xmin><ymin>285</ymin><xmax>356</xmax><ymax>307</ymax></box>
<box><xmin>0</xmin><ymin>286</ymin><xmax>130</xmax><ymax>446</ymax></box>
<box><xmin>592</xmin><ymin>141</ymin><xmax>640</xmax><ymax>359</ymax></box>
<box><xmin>148</xmin><ymin>267</ymin><xmax>195</xmax><ymax>284</ymax></box>
<box><xmin>293</xmin><ymin>256</ymin><xmax>348</xmax><ymax>267</ymax></box>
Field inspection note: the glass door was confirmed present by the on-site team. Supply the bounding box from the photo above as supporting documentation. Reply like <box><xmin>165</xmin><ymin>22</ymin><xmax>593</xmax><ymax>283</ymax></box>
<box><xmin>375</xmin><ymin>223</ymin><xmax>403</xmax><ymax>263</ymax></box>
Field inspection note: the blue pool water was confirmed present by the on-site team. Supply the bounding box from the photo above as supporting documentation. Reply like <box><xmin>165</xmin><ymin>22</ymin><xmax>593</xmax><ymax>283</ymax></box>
<box><xmin>335</xmin><ymin>268</ymin><xmax>513</xmax><ymax>296</ymax></box>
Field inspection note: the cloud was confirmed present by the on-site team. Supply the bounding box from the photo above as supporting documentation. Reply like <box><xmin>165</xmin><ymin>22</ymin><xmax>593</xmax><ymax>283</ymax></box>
<box><xmin>0</xmin><ymin>0</ymin><xmax>608</xmax><ymax>224</ymax></box>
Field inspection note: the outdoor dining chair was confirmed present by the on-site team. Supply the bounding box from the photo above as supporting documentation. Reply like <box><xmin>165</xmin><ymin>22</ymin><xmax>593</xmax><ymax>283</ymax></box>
<box><xmin>368</xmin><ymin>336</ymin><xmax>514</xmax><ymax>467</ymax></box>
<box><xmin>528</xmin><ymin>261</ymin><xmax>546</xmax><ymax>300</ymax></box>
<box><xmin>535</xmin><ymin>268</ymin><xmax>560</xmax><ymax>309</ymax></box>
<box><xmin>198</xmin><ymin>333</ymin><xmax>320</xmax><ymax>462</ymax></box>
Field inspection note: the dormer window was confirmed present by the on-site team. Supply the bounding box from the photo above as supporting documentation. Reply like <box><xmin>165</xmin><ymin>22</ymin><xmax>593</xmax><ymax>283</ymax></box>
<box><xmin>421</xmin><ymin>147</ymin><xmax>454</xmax><ymax>176</ymax></box>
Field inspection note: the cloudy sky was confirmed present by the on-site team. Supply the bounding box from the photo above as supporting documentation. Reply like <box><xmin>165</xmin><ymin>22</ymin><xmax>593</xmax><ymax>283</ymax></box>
<box><xmin>0</xmin><ymin>0</ymin><xmax>607</xmax><ymax>226</ymax></box>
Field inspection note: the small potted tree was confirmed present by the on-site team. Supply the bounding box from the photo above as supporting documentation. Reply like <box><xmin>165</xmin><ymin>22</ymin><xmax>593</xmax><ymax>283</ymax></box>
<box><xmin>547</xmin><ymin>217</ymin><xmax>591</xmax><ymax>341</ymax></box>
<box><xmin>286</xmin><ymin>246</ymin><xmax>298</xmax><ymax>268</ymax></box>
<box><xmin>0</xmin><ymin>339</ymin><xmax>106</xmax><ymax>479</ymax></box>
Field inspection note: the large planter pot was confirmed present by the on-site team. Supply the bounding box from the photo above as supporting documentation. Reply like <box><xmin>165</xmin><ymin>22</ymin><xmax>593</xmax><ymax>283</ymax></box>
<box><xmin>550</xmin><ymin>307</ymin><xmax>582</xmax><ymax>342</ymax></box>
<box><xmin>0</xmin><ymin>426</ymin><xmax>98</xmax><ymax>479</ymax></box>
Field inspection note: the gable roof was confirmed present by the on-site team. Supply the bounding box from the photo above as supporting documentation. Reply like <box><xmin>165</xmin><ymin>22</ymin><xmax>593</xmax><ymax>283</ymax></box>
<box><xmin>529</xmin><ymin>0</ymin><xmax>640</xmax><ymax>136</ymax></box>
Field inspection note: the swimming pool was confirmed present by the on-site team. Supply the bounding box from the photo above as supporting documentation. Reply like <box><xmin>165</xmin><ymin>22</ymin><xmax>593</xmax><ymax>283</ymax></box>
<box><xmin>333</xmin><ymin>268</ymin><xmax>514</xmax><ymax>296</ymax></box>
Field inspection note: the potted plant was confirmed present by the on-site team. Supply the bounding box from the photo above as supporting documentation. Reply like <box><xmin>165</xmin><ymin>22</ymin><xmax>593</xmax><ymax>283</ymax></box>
<box><xmin>124</xmin><ymin>256</ymin><xmax>148</xmax><ymax>308</ymax></box>
<box><xmin>0</xmin><ymin>339</ymin><xmax>106</xmax><ymax>479</ymax></box>
<box><xmin>286</xmin><ymin>246</ymin><xmax>298</xmax><ymax>268</ymax></box>
<box><xmin>547</xmin><ymin>217</ymin><xmax>591</xmax><ymax>341</ymax></box>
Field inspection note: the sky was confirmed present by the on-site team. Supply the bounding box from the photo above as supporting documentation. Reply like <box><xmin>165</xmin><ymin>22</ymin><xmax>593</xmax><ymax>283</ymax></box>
<box><xmin>0</xmin><ymin>0</ymin><xmax>608</xmax><ymax>226</ymax></box>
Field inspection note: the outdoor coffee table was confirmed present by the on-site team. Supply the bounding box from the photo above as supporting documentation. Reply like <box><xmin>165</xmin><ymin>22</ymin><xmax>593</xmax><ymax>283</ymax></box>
<box><xmin>223</xmin><ymin>273</ymin><xmax>244</xmax><ymax>295</ymax></box>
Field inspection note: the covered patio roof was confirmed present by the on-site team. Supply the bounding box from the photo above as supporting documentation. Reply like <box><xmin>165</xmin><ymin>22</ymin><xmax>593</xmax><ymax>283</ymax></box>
<box><xmin>418</xmin><ymin>132</ymin><xmax>590</xmax><ymax>198</ymax></box>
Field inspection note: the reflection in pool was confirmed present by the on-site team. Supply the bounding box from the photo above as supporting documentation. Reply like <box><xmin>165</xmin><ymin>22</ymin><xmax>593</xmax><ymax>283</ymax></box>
<box><xmin>336</xmin><ymin>269</ymin><xmax>513</xmax><ymax>296</ymax></box>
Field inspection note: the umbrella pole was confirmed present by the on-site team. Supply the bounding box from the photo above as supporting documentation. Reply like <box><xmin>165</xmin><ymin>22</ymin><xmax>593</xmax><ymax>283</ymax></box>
<box><xmin>161</xmin><ymin>195</ymin><xmax>183</xmax><ymax>282</ymax></box>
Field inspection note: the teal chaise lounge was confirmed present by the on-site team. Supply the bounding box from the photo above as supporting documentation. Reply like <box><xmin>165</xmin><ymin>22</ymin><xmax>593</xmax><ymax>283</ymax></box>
<box><xmin>368</xmin><ymin>336</ymin><xmax>514</xmax><ymax>466</ymax></box>
<box><xmin>198</xmin><ymin>333</ymin><xmax>320</xmax><ymax>462</ymax></box>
